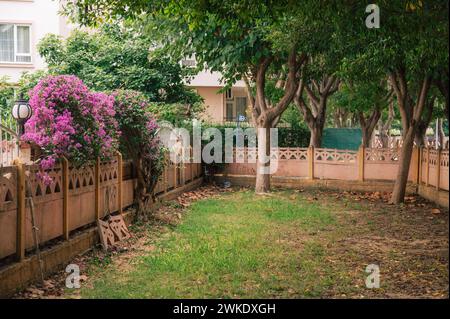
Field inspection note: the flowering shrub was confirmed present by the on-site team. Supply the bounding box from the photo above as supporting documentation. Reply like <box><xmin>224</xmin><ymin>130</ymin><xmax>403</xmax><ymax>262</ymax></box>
<box><xmin>23</xmin><ymin>75</ymin><xmax>119</xmax><ymax>177</ymax></box>
<box><xmin>112</xmin><ymin>89</ymin><xmax>165</xmax><ymax>218</ymax></box>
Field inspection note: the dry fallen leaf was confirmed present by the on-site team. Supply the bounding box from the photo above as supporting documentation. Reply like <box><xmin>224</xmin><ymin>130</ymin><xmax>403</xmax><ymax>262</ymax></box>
<box><xmin>431</xmin><ymin>208</ymin><xmax>441</xmax><ymax>215</ymax></box>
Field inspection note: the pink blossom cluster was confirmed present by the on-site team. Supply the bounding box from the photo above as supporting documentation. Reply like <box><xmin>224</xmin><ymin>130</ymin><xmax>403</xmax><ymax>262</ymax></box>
<box><xmin>22</xmin><ymin>75</ymin><xmax>120</xmax><ymax>183</ymax></box>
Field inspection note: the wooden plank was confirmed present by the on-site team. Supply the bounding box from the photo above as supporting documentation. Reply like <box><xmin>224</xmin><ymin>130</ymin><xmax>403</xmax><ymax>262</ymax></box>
<box><xmin>95</xmin><ymin>157</ymin><xmax>100</xmax><ymax>220</ymax></box>
<box><xmin>117</xmin><ymin>152</ymin><xmax>123</xmax><ymax>214</ymax></box>
<box><xmin>436</xmin><ymin>148</ymin><xmax>441</xmax><ymax>190</ymax></box>
<box><xmin>418</xmin><ymin>147</ymin><xmax>423</xmax><ymax>185</ymax></box>
<box><xmin>62</xmin><ymin>156</ymin><xmax>69</xmax><ymax>240</ymax></box>
<box><xmin>426</xmin><ymin>147</ymin><xmax>430</xmax><ymax>186</ymax></box>
<box><xmin>13</xmin><ymin>159</ymin><xmax>25</xmax><ymax>261</ymax></box>
<box><xmin>358</xmin><ymin>146</ymin><xmax>365</xmax><ymax>181</ymax></box>
<box><xmin>174</xmin><ymin>162</ymin><xmax>178</xmax><ymax>189</ymax></box>
<box><xmin>308</xmin><ymin>146</ymin><xmax>314</xmax><ymax>180</ymax></box>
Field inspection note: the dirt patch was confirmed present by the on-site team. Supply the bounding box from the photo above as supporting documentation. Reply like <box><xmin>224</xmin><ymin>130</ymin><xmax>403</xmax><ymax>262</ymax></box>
<box><xmin>300</xmin><ymin>188</ymin><xmax>449</xmax><ymax>298</ymax></box>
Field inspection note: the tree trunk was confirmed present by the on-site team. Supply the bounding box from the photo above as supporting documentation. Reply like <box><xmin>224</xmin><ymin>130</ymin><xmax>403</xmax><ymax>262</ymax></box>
<box><xmin>255</xmin><ymin>124</ymin><xmax>271</xmax><ymax>193</ymax></box>
<box><xmin>437</xmin><ymin>118</ymin><xmax>445</xmax><ymax>148</ymax></box>
<box><xmin>359</xmin><ymin>109</ymin><xmax>381</xmax><ymax>148</ymax></box>
<box><xmin>294</xmin><ymin>74</ymin><xmax>338</xmax><ymax>149</ymax></box>
<box><xmin>245</xmin><ymin>48</ymin><xmax>305</xmax><ymax>194</ymax></box>
<box><xmin>361</xmin><ymin>127</ymin><xmax>372</xmax><ymax>148</ymax></box>
<box><xmin>377</xmin><ymin>101</ymin><xmax>395</xmax><ymax>148</ymax></box>
<box><xmin>414</xmin><ymin>127</ymin><xmax>426</xmax><ymax>147</ymax></box>
<box><xmin>134</xmin><ymin>157</ymin><xmax>152</xmax><ymax>221</ymax></box>
<box><xmin>390</xmin><ymin>73</ymin><xmax>431</xmax><ymax>204</ymax></box>
<box><xmin>414</xmin><ymin>96</ymin><xmax>434</xmax><ymax>147</ymax></box>
<box><xmin>379</xmin><ymin>128</ymin><xmax>390</xmax><ymax>148</ymax></box>
<box><xmin>309</xmin><ymin>123</ymin><xmax>323</xmax><ymax>148</ymax></box>
<box><xmin>391</xmin><ymin>127</ymin><xmax>415</xmax><ymax>203</ymax></box>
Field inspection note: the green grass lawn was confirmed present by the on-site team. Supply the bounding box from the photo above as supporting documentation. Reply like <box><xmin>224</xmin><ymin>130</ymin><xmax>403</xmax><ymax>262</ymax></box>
<box><xmin>73</xmin><ymin>188</ymin><xmax>448</xmax><ymax>299</ymax></box>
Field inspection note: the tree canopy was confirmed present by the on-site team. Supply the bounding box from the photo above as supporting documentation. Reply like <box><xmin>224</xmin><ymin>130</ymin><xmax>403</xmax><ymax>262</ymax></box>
<box><xmin>38</xmin><ymin>24</ymin><xmax>200</xmax><ymax>105</ymax></box>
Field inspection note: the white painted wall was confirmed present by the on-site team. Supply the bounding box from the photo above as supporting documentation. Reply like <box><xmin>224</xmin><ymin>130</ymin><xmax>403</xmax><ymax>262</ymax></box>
<box><xmin>0</xmin><ymin>0</ymin><xmax>73</xmax><ymax>83</ymax></box>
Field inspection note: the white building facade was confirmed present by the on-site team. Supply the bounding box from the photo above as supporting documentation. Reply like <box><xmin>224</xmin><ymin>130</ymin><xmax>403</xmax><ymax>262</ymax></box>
<box><xmin>0</xmin><ymin>0</ymin><xmax>73</xmax><ymax>83</ymax></box>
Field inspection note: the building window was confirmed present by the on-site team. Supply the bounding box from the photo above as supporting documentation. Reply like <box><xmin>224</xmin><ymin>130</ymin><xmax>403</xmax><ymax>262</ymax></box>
<box><xmin>236</xmin><ymin>97</ymin><xmax>247</xmax><ymax>119</ymax></box>
<box><xmin>224</xmin><ymin>96</ymin><xmax>248</xmax><ymax>122</ymax></box>
<box><xmin>0</xmin><ymin>24</ymin><xmax>32</xmax><ymax>63</ymax></box>
<box><xmin>181</xmin><ymin>59</ymin><xmax>196</xmax><ymax>67</ymax></box>
<box><xmin>225</xmin><ymin>102</ymin><xmax>234</xmax><ymax>121</ymax></box>
<box><xmin>225</xmin><ymin>89</ymin><xmax>233</xmax><ymax>100</ymax></box>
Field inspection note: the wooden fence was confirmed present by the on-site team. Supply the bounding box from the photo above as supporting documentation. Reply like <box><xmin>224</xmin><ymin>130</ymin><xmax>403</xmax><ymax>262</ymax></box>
<box><xmin>221</xmin><ymin>146</ymin><xmax>449</xmax><ymax>191</ymax></box>
<box><xmin>0</xmin><ymin>152</ymin><xmax>202</xmax><ymax>261</ymax></box>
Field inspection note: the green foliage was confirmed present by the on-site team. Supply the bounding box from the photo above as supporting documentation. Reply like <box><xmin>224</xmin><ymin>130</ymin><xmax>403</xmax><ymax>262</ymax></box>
<box><xmin>334</xmin><ymin>1</ymin><xmax>448</xmax><ymax>81</ymax></box>
<box><xmin>16</xmin><ymin>70</ymin><xmax>49</xmax><ymax>98</ymax></box>
<box><xmin>0</xmin><ymin>76</ymin><xmax>14</xmax><ymax>119</ymax></box>
<box><xmin>37</xmin><ymin>24</ymin><xmax>201</xmax><ymax>107</ymax></box>
<box><xmin>0</xmin><ymin>71</ymin><xmax>48</xmax><ymax>120</ymax></box>
<box><xmin>63</xmin><ymin>0</ymin><xmax>299</xmax><ymax>86</ymax></box>
<box><xmin>113</xmin><ymin>89</ymin><xmax>165</xmax><ymax>175</ymax></box>
<box><xmin>148</xmin><ymin>101</ymin><xmax>204</xmax><ymax>127</ymax></box>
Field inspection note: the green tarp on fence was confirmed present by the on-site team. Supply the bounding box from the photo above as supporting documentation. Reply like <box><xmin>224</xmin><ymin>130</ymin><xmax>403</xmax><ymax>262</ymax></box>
<box><xmin>322</xmin><ymin>128</ymin><xmax>362</xmax><ymax>150</ymax></box>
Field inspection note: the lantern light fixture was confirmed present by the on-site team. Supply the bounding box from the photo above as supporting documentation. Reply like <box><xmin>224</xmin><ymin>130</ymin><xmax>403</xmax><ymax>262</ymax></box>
<box><xmin>11</xmin><ymin>94</ymin><xmax>32</xmax><ymax>136</ymax></box>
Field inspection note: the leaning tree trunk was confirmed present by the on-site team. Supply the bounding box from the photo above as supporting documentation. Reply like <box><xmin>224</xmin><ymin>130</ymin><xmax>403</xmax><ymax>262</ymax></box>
<box><xmin>390</xmin><ymin>73</ymin><xmax>431</xmax><ymax>204</ymax></box>
<box><xmin>414</xmin><ymin>96</ymin><xmax>434</xmax><ymax>147</ymax></box>
<box><xmin>391</xmin><ymin>126</ymin><xmax>416</xmax><ymax>203</ymax></box>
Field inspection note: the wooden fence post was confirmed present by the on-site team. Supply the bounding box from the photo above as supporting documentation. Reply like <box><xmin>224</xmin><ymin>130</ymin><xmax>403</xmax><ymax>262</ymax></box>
<box><xmin>163</xmin><ymin>154</ymin><xmax>168</xmax><ymax>193</ymax></box>
<box><xmin>417</xmin><ymin>147</ymin><xmax>423</xmax><ymax>185</ymax></box>
<box><xmin>436</xmin><ymin>148</ymin><xmax>441</xmax><ymax>191</ymax></box>
<box><xmin>189</xmin><ymin>147</ymin><xmax>193</xmax><ymax>183</ymax></box>
<box><xmin>14</xmin><ymin>159</ymin><xmax>25</xmax><ymax>261</ymax></box>
<box><xmin>426</xmin><ymin>147</ymin><xmax>430</xmax><ymax>186</ymax></box>
<box><xmin>95</xmin><ymin>157</ymin><xmax>100</xmax><ymax>220</ymax></box>
<box><xmin>308</xmin><ymin>146</ymin><xmax>314</xmax><ymax>180</ymax></box>
<box><xmin>174</xmin><ymin>161</ymin><xmax>178</xmax><ymax>189</ymax></box>
<box><xmin>117</xmin><ymin>152</ymin><xmax>123</xmax><ymax>214</ymax></box>
<box><xmin>358</xmin><ymin>145</ymin><xmax>365</xmax><ymax>181</ymax></box>
<box><xmin>61</xmin><ymin>156</ymin><xmax>69</xmax><ymax>240</ymax></box>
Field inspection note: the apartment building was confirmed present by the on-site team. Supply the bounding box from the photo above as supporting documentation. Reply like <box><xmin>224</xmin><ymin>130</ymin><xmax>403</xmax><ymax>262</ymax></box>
<box><xmin>183</xmin><ymin>58</ymin><xmax>250</xmax><ymax>124</ymax></box>
<box><xmin>0</xmin><ymin>0</ymin><xmax>74</xmax><ymax>83</ymax></box>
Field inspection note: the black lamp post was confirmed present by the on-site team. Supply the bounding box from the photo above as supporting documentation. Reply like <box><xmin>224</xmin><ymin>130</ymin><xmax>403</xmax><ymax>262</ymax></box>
<box><xmin>12</xmin><ymin>94</ymin><xmax>32</xmax><ymax>137</ymax></box>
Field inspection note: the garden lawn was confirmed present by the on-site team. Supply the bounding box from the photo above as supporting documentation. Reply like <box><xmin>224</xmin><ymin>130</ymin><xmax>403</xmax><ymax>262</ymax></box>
<box><xmin>74</xmin><ymin>187</ymin><xmax>448</xmax><ymax>299</ymax></box>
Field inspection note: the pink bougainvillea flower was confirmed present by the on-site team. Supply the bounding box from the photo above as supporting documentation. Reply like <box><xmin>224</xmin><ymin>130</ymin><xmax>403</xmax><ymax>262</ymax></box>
<box><xmin>22</xmin><ymin>75</ymin><xmax>119</xmax><ymax>182</ymax></box>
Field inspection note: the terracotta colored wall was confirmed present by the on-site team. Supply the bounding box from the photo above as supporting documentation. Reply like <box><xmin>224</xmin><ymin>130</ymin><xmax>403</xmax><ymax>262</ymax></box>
<box><xmin>196</xmin><ymin>87</ymin><xmax>224</xmax><ymax>123</ymax></box>
<box><xmin>220</xmin><ymin>147</ymin><xmax>449</xmax><ymax>192</ymax></box>
<box><xmin>0</xmin><ymin>159</ymin><xmax>203</xmax><ymax>261</ymax></box>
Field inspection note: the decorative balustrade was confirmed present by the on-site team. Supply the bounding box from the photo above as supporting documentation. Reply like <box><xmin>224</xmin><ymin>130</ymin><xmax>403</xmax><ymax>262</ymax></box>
<box><xmin>314</xmin><ymin>148</ymin><xmax>357</xmax><ymax>164</ymax></box>
<box><xmin>220</xmin><ymin>146</ymin><xmax>449</xmax><ymax>190</ymax></box>
<box><xmin>365</xmin><ymin>148</ymin><xmax>400</xmax><ymax>163</ymax></box>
